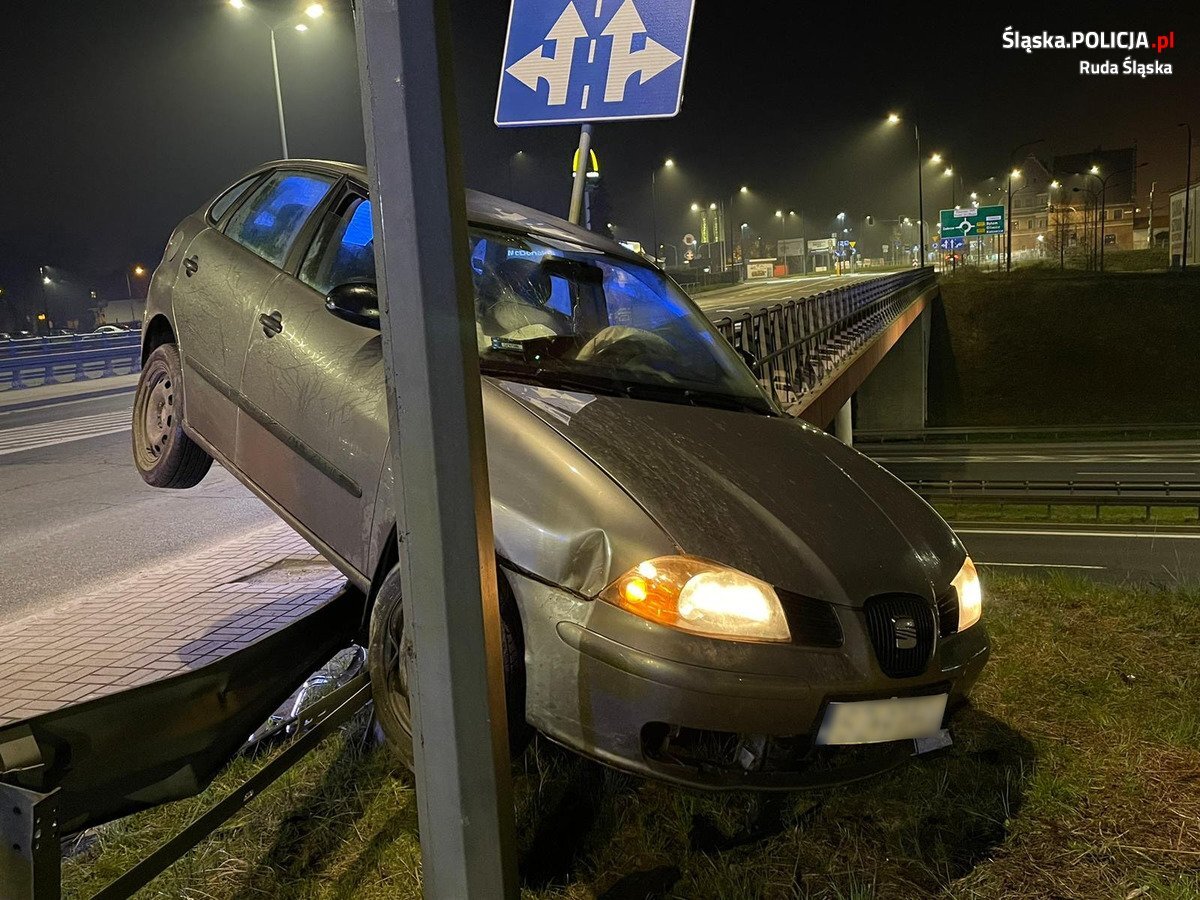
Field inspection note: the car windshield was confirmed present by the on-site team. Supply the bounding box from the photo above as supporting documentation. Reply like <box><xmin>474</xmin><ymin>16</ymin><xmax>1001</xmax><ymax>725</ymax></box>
<box><xmin>469</xmin><ymin>228</ymin><xmax>775</xmax><ymax>414</ymax></box>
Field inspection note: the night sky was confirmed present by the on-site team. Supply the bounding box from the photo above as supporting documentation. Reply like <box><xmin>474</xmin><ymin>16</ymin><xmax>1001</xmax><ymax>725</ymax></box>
<box><xmin>2</xmin><ymin>1</ymin><xmax>1198</xmax><ymax>326</ymax></box>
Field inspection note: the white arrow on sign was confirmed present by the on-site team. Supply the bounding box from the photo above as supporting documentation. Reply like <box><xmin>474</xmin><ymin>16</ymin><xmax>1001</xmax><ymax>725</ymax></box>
<box><xmin>505</xmin><ymin>2</ymin><xmax>589</xmax><ymax>107</ymax></box>
<box><xmin>602</xmin><ymin>0</ymin><xmax>682</xmax><ymax>103</ymax></box>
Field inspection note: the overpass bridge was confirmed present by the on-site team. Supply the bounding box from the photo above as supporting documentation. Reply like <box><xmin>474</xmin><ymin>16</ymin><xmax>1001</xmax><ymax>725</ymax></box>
<box><xmin>708</xmin><ymin>268</ymin><xmax>938</xmax><ymax>442</ymax></box>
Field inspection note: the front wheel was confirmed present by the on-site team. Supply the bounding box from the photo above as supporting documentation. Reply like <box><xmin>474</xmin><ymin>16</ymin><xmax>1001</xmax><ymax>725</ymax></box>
<box><xmin>132</xmin><ymin>343</ymin><xmax>213</xmax><ymax>489</ymax></box>
<box><xmin>368</xmin><ymin>563</ymin><xmax>530</xmax><ymax>770</ymax></box>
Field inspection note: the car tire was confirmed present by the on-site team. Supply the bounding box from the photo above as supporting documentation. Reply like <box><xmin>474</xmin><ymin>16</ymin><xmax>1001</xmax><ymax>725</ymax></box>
<box><xmin>132</xmin><ymin>343</ymin><xmax>213</xmax><ymax>489</ymax></box>
<box><xmin>368</xmin><ymin>563</ymin><xmax>530</xmax><ymax>770</ymax></box>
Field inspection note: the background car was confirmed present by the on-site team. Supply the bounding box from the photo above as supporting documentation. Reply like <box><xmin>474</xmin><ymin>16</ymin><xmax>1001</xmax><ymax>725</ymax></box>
<box><xmin>132</xmin><ymin>161</ymin><xmax>988</xmax><ymax>789</ymax></box>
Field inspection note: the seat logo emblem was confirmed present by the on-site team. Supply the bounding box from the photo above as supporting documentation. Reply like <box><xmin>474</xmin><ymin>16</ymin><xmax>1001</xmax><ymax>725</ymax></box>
<box><xmin>892</xmin><ymin>616</ymin><xmax>918</xmax><ymax>651</ymax></box>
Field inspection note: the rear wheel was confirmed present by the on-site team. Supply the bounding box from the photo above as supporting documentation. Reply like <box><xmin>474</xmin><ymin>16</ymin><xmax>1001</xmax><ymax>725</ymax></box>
<box><xmin>368</xmin><ymin>563</ymin><xmax>529</xmax><ymax>769</ymax></box>
<box><xmin>132</xmin><ymin>343</ymin><xmax>213</xmax><ymax>489</ymax></box>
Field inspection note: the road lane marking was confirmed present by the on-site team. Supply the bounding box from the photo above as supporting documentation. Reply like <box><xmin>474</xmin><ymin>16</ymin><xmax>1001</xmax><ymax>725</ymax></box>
<box><xmin>0</xmin><ymin>411</ymin><xmax>132</xmax><ymax>456</ymax></box>
<box><xmin>956</xmin><ymin>528</ymin><xmax>1200</xmax><ymax>540</ymax></box>
<box><xmin>976</xmin><ymin>561</ymin><xmax>1106</xmax><ymax>570</ymax></box>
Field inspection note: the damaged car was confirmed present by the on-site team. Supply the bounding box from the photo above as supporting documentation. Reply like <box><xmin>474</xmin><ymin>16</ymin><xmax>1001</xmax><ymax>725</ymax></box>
<box><xmin>133</xmin><ymin>160</ymin><xmax>989</xmax><ymax>789</ymax></box>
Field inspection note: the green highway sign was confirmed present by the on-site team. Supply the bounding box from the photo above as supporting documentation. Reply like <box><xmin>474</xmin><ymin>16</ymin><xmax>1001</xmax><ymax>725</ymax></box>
<box><xmin>939</xmin><ymin>205</ymin><xmax>1006</xmax><ymax>237</ymax></box>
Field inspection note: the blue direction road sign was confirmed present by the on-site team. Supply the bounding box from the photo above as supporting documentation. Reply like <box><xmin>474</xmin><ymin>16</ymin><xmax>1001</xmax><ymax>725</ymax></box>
<box><xmin>940</xmin><ymin>237</ymin><xmax>965</xmax><ymax>251</ymax></box>
<box><xmin>495</xmin><ymin>0</ymin><xmax>695</xmax><ymax>127</ymax></box>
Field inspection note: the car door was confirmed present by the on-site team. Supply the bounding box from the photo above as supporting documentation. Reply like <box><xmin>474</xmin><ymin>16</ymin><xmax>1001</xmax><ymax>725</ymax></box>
<box><xmin>172</xmin><ymin>169</ymin><xmax>337</xmax><ymax>457</ymax></box>
<box><xmin>235</xmin><ymin>186</ymin><xmax>388</xmax><ymax>576</ymax></box>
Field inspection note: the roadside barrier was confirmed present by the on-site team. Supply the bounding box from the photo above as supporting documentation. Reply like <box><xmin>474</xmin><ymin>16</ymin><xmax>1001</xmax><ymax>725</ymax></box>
<box><xmin>711</xmin><ymin>268</ymin><xmax>935</xmax><ymax>413</ymax></box>
<box><xmin>0</xmin><ymin>333</ymin><xmax>141</xmax><ymax>391</ymax></box>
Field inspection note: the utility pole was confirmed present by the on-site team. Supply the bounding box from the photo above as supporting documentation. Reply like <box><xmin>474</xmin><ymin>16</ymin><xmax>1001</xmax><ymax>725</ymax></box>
<box><xmin>915</xmin><ymin>123</ymin><xmax>926</xmax><ymax>267</ymax></box>
<box><xmin>354</xmin><ymin>0</ymin><xmax>517</xmax><ymax>895</ymax></box>
<box><xmin>1181</xmin><ymin>123</ymin><xmax>1193</xmax><ymax>270</ymax></box>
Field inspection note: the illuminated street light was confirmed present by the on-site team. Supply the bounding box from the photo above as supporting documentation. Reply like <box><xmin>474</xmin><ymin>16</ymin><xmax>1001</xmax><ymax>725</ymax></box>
<box><xmin>1011</xmin><ymin>168</ymin><xmax>1022</xmax><ymax>178</ymax></box>
<box><xmin>133</xmin><ymin>265</ymin><xmax>146</xmax><ymax>276</ymax></box>
<box><xmin>42</xmin><ymin>276</ymin><xmax>51</xmax><ymax>285</ymax></box>
<box><xmin>709</xmin><ymin>202</ymin><xmax>717</xmax><ymax>210</ymax></box>
<box><xmin>970</xmin><ymin>192</ymin><xmax>978</xmax><ymax>199</ymax></box>
<box><xmin>1050</xmin><ymin>180</ymin><xmax>1060</xmax><ymax>189</ymax></box>
<box><xmin>943</xmin><ymin>167</ymin><xmax>953</xmax><ymax>176</ymax></box>
<box><xmin>739</xmin><ymin>186</ymin><xmax>749</xmax><ymax>194</ymax></box>
<box><xmin>931</xmin><ymin>153</ymin><xmax>943</xmax><ymax>163</ymax></box>
<box><xmin>1089</xmin><ymin>164</ymin><xmax>1100</xmax><ymax>175</ymax></box>
<box><xmin>886</xmin><ymin>112</ymin><xmax>929</xmax><ymax>266</ymax></box>
<box><xmin>693</xmin><ymin>203</ymin><xmax>701</xmax><ymax>212</ymax></box>
<box><xmin>230</xmin><ymin>2</ymin><xmax>328</xmax><ymax>159</ymax></box>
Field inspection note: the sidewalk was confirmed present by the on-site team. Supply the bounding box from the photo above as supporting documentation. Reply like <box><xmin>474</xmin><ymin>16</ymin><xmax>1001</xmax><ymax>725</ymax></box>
<box><xmin>0</xmin><ymin>372</ymin><xmax>139</xmax><ymax>412</ymax></box>
<box><xmin>0</xmin><ymin>522</ymin><xmax>345</xmax><ymax>726</ymax></box>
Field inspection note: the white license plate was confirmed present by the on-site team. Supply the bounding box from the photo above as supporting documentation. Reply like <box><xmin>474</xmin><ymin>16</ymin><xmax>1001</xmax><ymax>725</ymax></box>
<box><xmin>815</xmin><ymin>694</ymin><xmax>948</xmax><ymax>746</ymax></box>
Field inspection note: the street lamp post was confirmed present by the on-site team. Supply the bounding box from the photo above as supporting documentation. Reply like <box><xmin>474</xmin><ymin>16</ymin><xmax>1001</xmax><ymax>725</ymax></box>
<box><xmin>507</xmin><ymin>150</ymin><xmax>524</xmax><ymax>201</ymax></box>
<box><xmin>230</xmin><ymin>1</ymin><xmax>326</xmax><ymax>159</ymax></box>
<box><xmin>1094</xmin><ymin>162</ymin><xmax>1148</xmax><ymax>272</ymax></box>
<box><xmin>651</xmin><ymin>158</ymin><xmax>674</xmax><ymax>266</ymax></box>
<box><xmin>885</xmin><ymin>114</ymin><xmax>928</xmax><ymax>267</ymax></box>
<box><xmin>1181</xmin><ymin>123</ymin><xmax>1193</xmax><ymax>270</ymax></box>
<box><xmin>1007</xmin><ymin>139</ymin><xmax>1045</xmax><ymax>271</ymax></box>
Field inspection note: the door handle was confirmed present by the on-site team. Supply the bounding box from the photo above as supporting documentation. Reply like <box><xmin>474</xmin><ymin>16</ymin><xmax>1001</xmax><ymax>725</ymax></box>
<box><xmin>260</xmin><ymin>310</ymin><xmax>283</xmax><ymax>338</ymax></box>
<box><xmin>183</xmin><ymin>256</ymin><xmax>199</xmax><ymax>277</ymax></box>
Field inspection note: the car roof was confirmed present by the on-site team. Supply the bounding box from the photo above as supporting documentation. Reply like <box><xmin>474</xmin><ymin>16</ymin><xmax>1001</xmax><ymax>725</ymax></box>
<box><xmin>245</xmin><ymin>159</ymin><xmax>646</xmax><ymax>267</ymax></box>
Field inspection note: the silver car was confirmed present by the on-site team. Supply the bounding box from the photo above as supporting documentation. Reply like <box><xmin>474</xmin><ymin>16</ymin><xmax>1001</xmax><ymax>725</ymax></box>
<box><xmin>134</xmin><ymin>160</ymin><xmax>988</xmax><ymax>789</ymax></box>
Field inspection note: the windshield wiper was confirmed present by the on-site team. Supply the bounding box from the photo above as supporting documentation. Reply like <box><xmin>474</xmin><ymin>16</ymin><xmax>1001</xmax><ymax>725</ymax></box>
<box><xmin>480</xmin><ymin>361</ymin><xmax>773</xmax><ymax>416</ymax></box>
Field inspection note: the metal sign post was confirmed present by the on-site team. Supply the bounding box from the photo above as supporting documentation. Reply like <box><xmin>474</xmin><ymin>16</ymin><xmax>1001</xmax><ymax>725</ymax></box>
<box><xmin>354</xmin><ymin>1</ymin><xmax>517</xmax><ymax>897</ymax></box>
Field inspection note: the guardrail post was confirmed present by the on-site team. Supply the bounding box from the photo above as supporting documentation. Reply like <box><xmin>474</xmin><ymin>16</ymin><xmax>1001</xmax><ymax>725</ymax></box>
<box><xmin>0</xmin><ymin>780</ymin><xmax>61</xmax><ymax>900</ymax></box>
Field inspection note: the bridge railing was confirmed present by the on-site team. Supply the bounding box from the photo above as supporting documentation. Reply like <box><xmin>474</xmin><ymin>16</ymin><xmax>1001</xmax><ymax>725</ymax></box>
<box><xmin>0</xmin><ymin>333</ymin><xmax>142</xmax><ymax>391</ymax></box>
<box><xmin>711</xmin><ymin>267</ymin><xmax>935</xmax><ymax>413</ymax></box>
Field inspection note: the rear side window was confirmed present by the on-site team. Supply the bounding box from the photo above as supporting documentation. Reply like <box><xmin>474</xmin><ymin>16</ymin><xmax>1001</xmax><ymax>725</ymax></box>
<box><xmin>299</xmin><ymin>196</ymin><xmax>376</xmax><ymax>295</ymax></box>
<box><xmin>208</xmin><ymin>175</ymin><xmax>261</xmax><ymax>225</ymax></box>
<box><xmin>225</xmin><ymin>170</ymin><xmax>336</xmax><ymax>268</ymax></box>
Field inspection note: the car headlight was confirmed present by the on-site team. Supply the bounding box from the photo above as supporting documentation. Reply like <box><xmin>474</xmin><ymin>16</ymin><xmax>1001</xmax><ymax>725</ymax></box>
<box><xmin>952</xmin><ymin>556</ymin><xmax>983</xmax><ymax>631</ymax></box>
<box><xmin>599</xmin><ymin>556</ymin><xmax>791</xmax><ymax>642</ymax></box>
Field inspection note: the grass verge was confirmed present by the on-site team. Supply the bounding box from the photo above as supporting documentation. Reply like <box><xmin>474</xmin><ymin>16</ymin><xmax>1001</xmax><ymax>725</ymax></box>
<box><xmin>63</xmin><ymin>575</ymin><xmax>1200</xmax><ymax>899</ymax></box>
<box><xmin>933</xmin><ymin>502</ymin><xmax>1200</xmax><ymax>527</ymax></box>
<box><xmin>928</xmin><ymin>270</ymin><xmax>1200</xmax><ymax>427</ymax></box>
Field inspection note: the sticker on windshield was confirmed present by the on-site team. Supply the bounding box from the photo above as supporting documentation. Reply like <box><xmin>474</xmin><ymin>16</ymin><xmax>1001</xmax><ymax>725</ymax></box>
<box><xmin>496</xmin><ymin>381</ymin><xmax>596</xmax><ymax>426</ymax></box>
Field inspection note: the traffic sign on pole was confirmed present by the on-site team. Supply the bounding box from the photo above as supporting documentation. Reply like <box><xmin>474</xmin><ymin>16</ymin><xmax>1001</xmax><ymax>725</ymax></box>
<box><xmin>939</xmin><ymin>205</ymin><xmax>1006</xmax><ymax>237</ymax></box>
<box><xmin>495</xmin><ymin>0</ymin><xmax>695</xmax><ymax>126</ymax></box>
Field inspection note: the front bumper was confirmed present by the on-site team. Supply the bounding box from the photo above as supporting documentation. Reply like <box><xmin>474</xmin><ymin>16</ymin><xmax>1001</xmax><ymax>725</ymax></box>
<box><xmin>508</xmin><ymin>569</ymin><xmax>990</xmax><ymax>791</ymax></box>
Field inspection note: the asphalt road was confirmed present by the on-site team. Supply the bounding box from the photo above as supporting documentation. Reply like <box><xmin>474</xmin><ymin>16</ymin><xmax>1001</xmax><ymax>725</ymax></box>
<box><xmin>693</xmin><ymin>271</ymin><xmax>880</xmax><ymax>319</ymax></box>
<box><xmin>0</xmin><ymin>390</ymin><xmax>275</xmax><ymax>623</ymax></box>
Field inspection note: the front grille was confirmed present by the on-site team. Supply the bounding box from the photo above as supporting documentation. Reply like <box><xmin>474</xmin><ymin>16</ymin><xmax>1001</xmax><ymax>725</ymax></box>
<box><xmin>863</xmin><ymin>594</ymin><xmax>935</xmax><ymax>678</ymax></box>
<box><xmin>777</xmin><ymin>589</ymin><xmax>843</xmax><ymax>648</ymax></box>
<box><xmin>937</xmin><ymin>589</ymin><xmax>959</xmax><ymax>637</ymax></box>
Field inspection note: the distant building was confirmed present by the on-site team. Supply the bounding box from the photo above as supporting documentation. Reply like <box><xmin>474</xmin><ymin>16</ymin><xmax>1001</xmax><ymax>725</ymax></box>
<box><xmin>1170</xmin><ymin>183</ymin><xmax>1200</xmax><ymax>267</ymax></box>
<box><xmin>1045</xmin><ymin>146</ymin><xmax>1139</xmax><ymax>264</ymax></box>
<box><xmin>1009</xmin><ymin>153</ymin><xmax>1054</xmax><ymax>257</ymax></box>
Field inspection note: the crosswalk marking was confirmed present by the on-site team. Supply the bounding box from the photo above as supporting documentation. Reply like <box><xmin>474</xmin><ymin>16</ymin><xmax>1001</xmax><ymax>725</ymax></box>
<box><xmin>0</xmin><ymin>410</ymin><xmax>132</xmax><ymax>456</ymax></box>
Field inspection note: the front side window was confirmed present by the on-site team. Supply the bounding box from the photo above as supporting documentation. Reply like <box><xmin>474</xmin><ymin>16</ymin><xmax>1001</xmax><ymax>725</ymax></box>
<box><xmin>300</xmin><ymin>196</ymin><xmax>375</xmax><ymax>295</ymax></box>
<box><xmin>225</xmin><ymin>170</ymin><xmax>336</xmax><ymax>268</ymax></box>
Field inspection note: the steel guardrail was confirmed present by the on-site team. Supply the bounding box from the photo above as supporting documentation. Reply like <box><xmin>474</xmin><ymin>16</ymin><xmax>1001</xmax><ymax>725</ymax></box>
<box><xmin>906</xmin><ymin>478</ymin><xmax>1200</xmax><ymax>514</ymax></box>
<box><xmin>711</xmin><ymin>268</ymin><xmax>935</xmax><ymax>412</ymax></box>
<box><xmin>0</xmin><ymin>335</ymin><xmax>142</xmax><ymax>391</ymax></box>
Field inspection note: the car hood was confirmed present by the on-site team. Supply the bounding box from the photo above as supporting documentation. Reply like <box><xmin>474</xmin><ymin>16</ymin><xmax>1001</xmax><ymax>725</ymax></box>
<box><xmin>497</xmin><ymin>383</ymin><xmax>965</xmax><ymax>607</ymax></box>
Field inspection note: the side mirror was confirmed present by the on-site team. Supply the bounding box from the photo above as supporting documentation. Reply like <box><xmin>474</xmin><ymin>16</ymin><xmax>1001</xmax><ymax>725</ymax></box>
<box><xmin>325</xmin><ymin>282</ymin><xmax>380</xmax><ymax>329</ymax></box>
